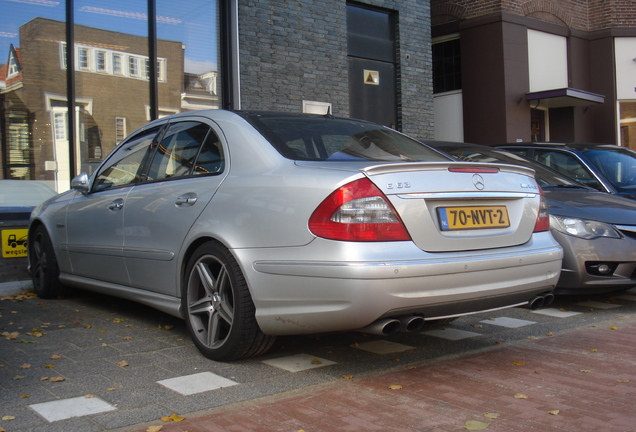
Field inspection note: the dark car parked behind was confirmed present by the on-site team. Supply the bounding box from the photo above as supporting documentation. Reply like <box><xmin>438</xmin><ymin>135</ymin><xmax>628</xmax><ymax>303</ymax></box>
<box><xmin>424</xmin><ymin>141</ymin><xmax>636</xmax><ymax>295</ymax></box>
<box><xmin>497</xmin><ymin>142</ymin><xmax>636</xmax><ymax>200</ymax></box>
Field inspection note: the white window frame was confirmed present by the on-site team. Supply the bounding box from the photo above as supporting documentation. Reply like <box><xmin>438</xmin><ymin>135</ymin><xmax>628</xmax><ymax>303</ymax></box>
<box><xmin>78</xmin><ymin>47</ymin><xmax>90</xmax><ymax>71</ymax></box>
<box><xmin>8</xmin><ymin>51</ymin><xmax>19</xmax><ymax>77</ymax></box>
<box><xmin>96</xmin><ymin>50</ymin><xmax>107</xmax><ymax>73</ymax></box>
<box><xmin>115</xmin><ymin>117</ymin><xmax>127</xmax><ymax>143</ymax></box>
<box><xmin>129</xmin><ymin>56</ymin><xmax>139</xmax><ymax>77</ymax></box>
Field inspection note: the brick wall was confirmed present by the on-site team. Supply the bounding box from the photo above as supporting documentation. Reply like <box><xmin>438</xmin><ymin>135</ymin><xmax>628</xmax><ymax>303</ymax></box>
<box><xmin>431</xmin><ymin>0</ymin><xmax>636</xmax><ymax>31</ymax></box>
<box><xmin>237</xmin><ymin>0</ymin><xmax>434</xmax><ymax>139</ymax></box>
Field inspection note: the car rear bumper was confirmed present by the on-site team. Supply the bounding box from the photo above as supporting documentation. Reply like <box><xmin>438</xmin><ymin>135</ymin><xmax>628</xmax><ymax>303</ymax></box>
<box><xmin>234</xmin><ymin>232</ymin><xmax>563</xmax><ymax>335</ymax></box>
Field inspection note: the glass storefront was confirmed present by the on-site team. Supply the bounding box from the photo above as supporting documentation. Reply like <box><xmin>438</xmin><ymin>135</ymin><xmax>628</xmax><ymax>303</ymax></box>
<box><xmin>1</xmin><ymin>0</ymin><xmax>224</xmax><ymax>193</ymax></box>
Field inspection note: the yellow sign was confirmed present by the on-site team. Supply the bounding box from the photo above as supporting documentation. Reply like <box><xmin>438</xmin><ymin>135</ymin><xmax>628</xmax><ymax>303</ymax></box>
<box><xmin>364</xmin><ymin>70</ymin><xmax>380</xmax><ymax>85</ymax></box>
<box><xmin>2</xmin><ymin>229</ymin><xmax>28</xmax><ymax>258</ymax></box>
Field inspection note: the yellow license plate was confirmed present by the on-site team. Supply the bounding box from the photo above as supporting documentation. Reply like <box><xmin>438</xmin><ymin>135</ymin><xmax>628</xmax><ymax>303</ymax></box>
<box><xmin>438</xmin><ymin>206</ymin><xmax>510</xmax><ymax>231</ymax></box>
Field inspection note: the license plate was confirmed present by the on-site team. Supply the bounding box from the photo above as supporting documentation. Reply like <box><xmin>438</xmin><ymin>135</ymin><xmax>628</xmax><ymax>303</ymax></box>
<box><xmin>438</xmin><ymin>206</ymin><xmax>510</xmax><ymax>231</ymax></box>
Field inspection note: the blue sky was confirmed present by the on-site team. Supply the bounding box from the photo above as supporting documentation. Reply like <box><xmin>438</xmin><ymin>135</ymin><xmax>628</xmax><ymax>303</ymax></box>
<box><xmin>0</xmin><ymin>0</ymin><xmax>219</xmax><ymax>74</ymax></box>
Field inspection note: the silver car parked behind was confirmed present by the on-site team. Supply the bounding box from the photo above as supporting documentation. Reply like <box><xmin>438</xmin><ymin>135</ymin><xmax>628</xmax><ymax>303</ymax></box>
<box><xmin>29</xmin><ymin>111</ymin><xmax>563</xmax><ymax>361</ymax></box>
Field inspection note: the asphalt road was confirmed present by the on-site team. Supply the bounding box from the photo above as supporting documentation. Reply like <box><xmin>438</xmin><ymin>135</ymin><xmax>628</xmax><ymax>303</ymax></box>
<box><xmin>1</xmin><ymin>286</ymin><xmax>635</xmax><ymax>431</ymax></box>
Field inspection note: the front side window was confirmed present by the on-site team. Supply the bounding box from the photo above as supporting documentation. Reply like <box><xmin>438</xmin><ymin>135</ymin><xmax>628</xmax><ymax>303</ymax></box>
<box><xmin>92</xmin><ymin>126</ymin><xmax>160</xmax><ymax>192</ymax></box>
<box><xmin>584</xmin><ymin>148</ymin><xmax>636</xmax><ymax>191</ymax></box>
<box><xmin>146</xmin><ymin>121</ymin><xmax>218</xmax><ymax>181</ymax></box>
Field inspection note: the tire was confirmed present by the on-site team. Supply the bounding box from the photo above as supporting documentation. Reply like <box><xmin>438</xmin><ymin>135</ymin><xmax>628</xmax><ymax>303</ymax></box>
<box><xmin>182</xmin><ymin>242</ymin><xmax>275</xmax><ymax>361</ymax></box>
<box><xmin>29</xmin><ymin>225</ymin><xmax>69</xmax><ymax>299</ymax></box>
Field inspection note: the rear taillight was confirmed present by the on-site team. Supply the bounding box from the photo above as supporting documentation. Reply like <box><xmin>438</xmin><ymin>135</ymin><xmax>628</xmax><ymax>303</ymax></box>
<box><xmin>533</xmin><ymin>187</ymin><xmax>550</xmax><ymax>232</ymax></box>
<box><xmin>309</xmin><ymin>177</ymin><xmax>411</xmax><ymax>242</ymax></box>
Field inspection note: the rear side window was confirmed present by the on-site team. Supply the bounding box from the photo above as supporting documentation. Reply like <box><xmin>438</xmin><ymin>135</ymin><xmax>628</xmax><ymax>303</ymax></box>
<box><xmin>92</xmin><ymin>126</ymin><xmax>161</xmax><ymax>192</ymax></box>
<box><xmin>532</xmin><ymin>150</ymin><xmax>604</xmax><ymax>191</ymax></box>
<box><xmin>245</xmin><ymin>114</ymin><xmax>450</xmax><ymax>162</ymax></box>
<box><xmin>146</xmin><ymin>121</ymin><xmax>223</xmax><ymax>181</ymax></box>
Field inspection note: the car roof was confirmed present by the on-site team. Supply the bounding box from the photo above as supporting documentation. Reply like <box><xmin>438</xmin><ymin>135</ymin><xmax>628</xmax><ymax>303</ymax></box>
<box><xmin>497</xmin><ymin>142</ymin><xmax>626</xmax><ymax>151</ymax></box>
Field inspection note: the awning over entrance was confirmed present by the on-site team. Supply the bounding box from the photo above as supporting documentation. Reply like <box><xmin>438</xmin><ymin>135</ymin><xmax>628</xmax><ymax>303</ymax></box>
<box><xmin>526</xmin><ymin>88</ymin><xmax>605</xmax><ymax>108</ymax></box>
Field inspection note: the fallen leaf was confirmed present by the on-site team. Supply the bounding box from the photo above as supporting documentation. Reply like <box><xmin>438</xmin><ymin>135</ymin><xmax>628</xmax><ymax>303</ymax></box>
<box><xmin>512</xmin><ymin>361</ymin><xmax>525</xmax><ymax>366</ymax></box>
<box><xmin>617</xmin><ymin>378</ymin><xmax>630</xmax><ymax>383</ymax></box>
<box><xmin>20</xmin><ymin>394</ymin><xmax>30</xmax><ymax>398</ymax></box>
<box><xmin>473</xmin><ymin>324</ymin><xmax>483</xmax><ymax>329</ymax></box>
<box><xmin>0</xmin><ymin>426</ymin><xmax>6</xmax><ymax>431</ymax></box>
<box><xmin>118</xmin><ymin>361</ymin><xmax>129</xmax><ymax>367</ymax></box>
<box><xmin>514</xmin><ymin>393</ymin><xmax>528</xmax><ymax>399</ymax></box>
<box><xmin>84</xmin><ymin>325</ymin><xmax>92</xmax><ymax>329</ymax></box>
<box><xmin>43</xmin><ymin>364</ymin><xmax>55</xmax><ymax>369</ymax></box>
<box><xmin>12</xmin><ymin>375</ymin><xmax>25</xmax><ymax>380</ymax></box>
<box><xmin>545</xmin><ymin>332</ymin><xmax>553</xmax><ymax>336</ymax></box>
<box><xmin>390</xmin><ymin>358</ymin><xmax>401</xmax><ymax>362</ymax></box>
<box><xmin>464</xmin><ymin>420</ymin><xmax>490</xmax><ymax>430</ymax></box>
<box><xmin>548</xmin><ymin>410</ymin><xmax>560</xmax><ymax>415</ymax></box>
<box><xmin>610</xmin><ymin>325</ymin><xmax>618</xmax><ymax>330</ymax></box>
<box><xmin>85</xmin><ymin>394</ymin><xmax>95</xmax><ymax>398</ymax></box>
<box><xmin>107</xmin><ymin>387</ymin><xmax>117</xmax><ymax>391</ymax></box>
<box><xmin>113</xmin><ymin>318</ymin><xmax>126</xmax><ymax>323</ymax></box>
<box><xmin>50</xmin><ymin>355</ymin><xmax>62</xmax><ymax>360</ymax></box>
<box><xmin>147</xmin><ymin>427</ymin><xmax>163</xmax><ymax>432</ymax></box>
<box><xmin>1</xmin><ymin>416</ymin><xmax>15</xmax><ymax>421</ymax></box>
<box><xmin>483</xmin><ymin>413</ymin><xmax>499</xmax><ymax>419</ymax></box>
<box><xmin>590</xmin><ymin>349</ymin><xmax>598</xmax><ymax>352</ymax></box>
<box><xmin>579</xmin><ymin>369</ymin><xmax>591</xmax><ymax>373</ymax></box>
<box><xmin>342</xmin><ymin>375</ymin><xmax>354</xmax><ymax>380</ymax></box>
<box><xmin>40</xmin><ymin>377</ymin><xmax>49</xmax><ymax>381</ymax></box>
<box><xmin>20</xmin><ymin>364</ymin><xmax>31</xmax><ymax>369</ymax></box>
<box><xmin>388</xmin><ymin>384</ymin><xmax>402</xmax><ymax>390</ymax></box>
<box><xmin>310</xmin><ymin>358</ymin><xmax>322</xmax><ymax>365</ymax></box>
<box><xmin>161</xmin><ymin>413</ymin><xmax>185</xmax><ymax>422</ymax></box>
<box><xmin>49</xmin><ymin>377</ymin><xmax>65</xmax><ymax>382</ymax></box>
<box><xmin>123</xmin><ymin>336</ymin><xmax>133</xmax><ymax>340</ymax></box>
<box><xmin>2</xmin><ymin>331</ymin><xmax>19</xmax><ymax>340</ymax></box>
<box><xmin>527</xmin><ymin>336</ymin><xmax>538</xmax><ymax>340</ymax></box>
<box><xmin>349</xmin><ymin>342</ymin><xmax>359</xmax><ymax>348</ymax></box>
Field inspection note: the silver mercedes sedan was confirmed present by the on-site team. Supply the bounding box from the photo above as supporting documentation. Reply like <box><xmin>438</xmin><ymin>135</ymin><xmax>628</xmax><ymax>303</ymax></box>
<box><xmin>29</xmin><ymin>111</ymin><xmax>563</xmax><ymax>361</ymax></box>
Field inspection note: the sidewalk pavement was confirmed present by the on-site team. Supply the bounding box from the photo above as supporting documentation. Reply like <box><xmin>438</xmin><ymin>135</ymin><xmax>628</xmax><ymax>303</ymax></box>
<box><xmin>125</xmin><ymin>318</ymin><xmax>636</xmax><ymax>432</ymax></box>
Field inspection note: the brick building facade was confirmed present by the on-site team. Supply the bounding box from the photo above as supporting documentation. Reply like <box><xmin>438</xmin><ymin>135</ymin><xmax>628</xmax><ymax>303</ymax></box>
<box><xmin>238</xmin><ymin>0</ymin><xmax>434</xmax><ymax>139</ymax></box>
<box><xmin>431</xmin><ymin>0</ymin><xmax>636</xmax><ymax>147</ymax></box>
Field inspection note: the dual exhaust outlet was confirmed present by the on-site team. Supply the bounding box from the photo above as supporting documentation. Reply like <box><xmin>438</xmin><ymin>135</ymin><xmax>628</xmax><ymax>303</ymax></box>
<box><xmin>358</xmin><ymin>315</ymin><xmax>426</xmax><ymax>336</ymax></box>
<box><xmin>358</xmin><ymin>292</ymin><xmax>555</xmax><ymax>336</ymax></box>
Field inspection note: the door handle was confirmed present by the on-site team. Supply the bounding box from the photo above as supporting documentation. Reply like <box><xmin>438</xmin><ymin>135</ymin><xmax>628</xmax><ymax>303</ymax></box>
<box><xmin>175</xmin><ymin>193</ymin><xmax>197</xmax><ymax>207</ymax></box>
<box><xmin>108</xmin><ymin>198</ymin><xmax>124</xmax><ymax>211</ymax></box>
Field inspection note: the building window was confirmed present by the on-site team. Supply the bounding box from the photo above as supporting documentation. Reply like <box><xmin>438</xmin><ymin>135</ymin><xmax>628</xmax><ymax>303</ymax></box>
<box><xmin>113</xmin><ymin>53</ymin><xmax>122</xmax><ymax>74</ymax></box>
<box><xmin>115</xmin><ymin>117</ymin><xmax>127</xmax><ymax>143</ymax></box>
<box><xmin>129</xmin><ymin>56</ymin><xmax>139</xmax><ymax>77</ymax></box>
<box><xmin>53</xmin><ymin>111</ymin><xmax>67</xmax><ymax>141</ymax></box>
<box><xmin>8</xmin><ymin>50</ymin><xmax>19</xmax><ymax>77</ymax></box>
<box><xmin>433</xmin><ymin>38</ymin><xmax>461</xmax><ymax>94</ymax></box>
<box><xmin>157</xmin><ymin>59</ymin><xmax>166</xmax><ymax>82</ymax></box>
<box><xmin>78</xmin><ymin>47</ymin><xmax>90</xmax><ymax>70</ymax></box>
<box><xmin>96</xmin><ymin>51</ymin><xmax>106</xmax><ymax>72</ymax></box>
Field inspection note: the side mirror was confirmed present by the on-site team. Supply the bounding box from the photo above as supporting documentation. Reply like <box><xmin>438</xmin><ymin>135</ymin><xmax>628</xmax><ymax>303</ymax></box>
<box><xmin>71</xmin><ymin>173</ymin><xmax>90</xmax><ymax>194</ymax></box>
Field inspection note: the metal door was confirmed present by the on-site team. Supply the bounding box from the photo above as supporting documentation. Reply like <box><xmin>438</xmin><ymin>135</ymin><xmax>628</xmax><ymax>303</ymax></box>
<box><xmin>348</xmin><ymin>58</ymin><xmax>396</xmax><ymax>128</ymax></box>
<box><xmin>347</xmin><ymin>4</ymin><xmax>397</xmax><ymax>128</ymax></box>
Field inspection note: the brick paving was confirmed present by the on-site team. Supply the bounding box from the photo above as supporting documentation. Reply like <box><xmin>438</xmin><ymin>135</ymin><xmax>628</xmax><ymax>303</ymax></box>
<box><xmin>126</xmin><ymin>322</ymin><xmax>636</xmax><ymax>432</ymax></box>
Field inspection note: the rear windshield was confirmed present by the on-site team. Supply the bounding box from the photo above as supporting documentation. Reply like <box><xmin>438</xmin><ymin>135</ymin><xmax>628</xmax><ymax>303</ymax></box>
<box><xmin>242</xmin><ymin>113</ymin><xmax>450</xmax><ymax>162</ymax></box>
<box><xmin>582</xmin><ymin>147</ymin><xmax>636</xmax><ymax>191</ymax></box>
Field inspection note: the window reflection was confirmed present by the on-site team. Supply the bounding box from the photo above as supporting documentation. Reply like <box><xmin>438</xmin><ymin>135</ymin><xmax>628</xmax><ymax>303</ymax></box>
<box><xmin>1</xmin><ymin>0</ymin><xmax>222</xmax><ymax>194</ymax></box>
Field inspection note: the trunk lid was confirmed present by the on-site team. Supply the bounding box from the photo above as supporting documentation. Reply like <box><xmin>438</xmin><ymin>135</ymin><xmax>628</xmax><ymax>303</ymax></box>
<box><xmin>362</xmin><ymin>162</ymin><xmax>541</xmax><ymax>252</ymax></box>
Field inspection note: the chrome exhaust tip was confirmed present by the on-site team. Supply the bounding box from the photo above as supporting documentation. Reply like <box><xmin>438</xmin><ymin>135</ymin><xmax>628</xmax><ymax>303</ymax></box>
<box><xmin>399</xmin><ymin>315</ymin><xmax>425</xmax><ymax>332</ymax></box>
<box><xmin>357</xmin><ymin>318</ymin><xmax>402</xmax><ymax>336</ymax></box>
